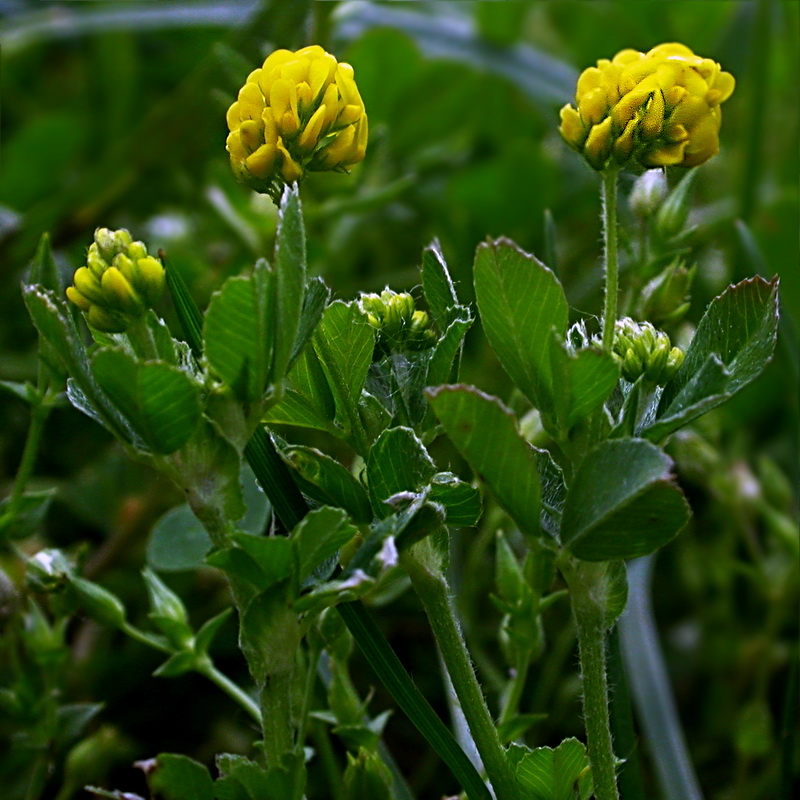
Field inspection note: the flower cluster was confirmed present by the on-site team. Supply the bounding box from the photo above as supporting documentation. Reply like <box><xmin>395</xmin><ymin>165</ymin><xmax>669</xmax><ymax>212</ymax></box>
<box><xmin>360</xmin><ymin>289</ymin><xmax>437</xmax><ymax>352</ymax></box>
<box><xmin>226</xmin><ymin>46</ymin><xmax>368</xmax><ymax>196</ymax></box>
<box><xmin>66</xmin><ymin>228</ymin><xmax>165</xmax><ymax>333</ymax></box>
<box><xmin>560</xmin><ymin>43</ymin><xmax>735</xmax><ymax>171</ymax></box>
<box><xmin>612</xmin><ymin>318</ymin><xmax>684</xmax><ymax>385</ymax></box>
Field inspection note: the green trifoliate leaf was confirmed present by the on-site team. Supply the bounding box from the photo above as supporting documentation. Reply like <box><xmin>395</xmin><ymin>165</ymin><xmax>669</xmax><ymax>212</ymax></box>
<box><xmin>428</xmin><ymin>472</ymin><xmax>482</xmax><ymax>527</ymax></box>
<box><xmin>421</xmin><ymin>239</ymin><xmax>461</xmax><ymax>328</ymax></box>
<box><xmin>143</xmin><ymin>753</ymin><xmax>215</xmax><ymax>800</ymax></box>
<box><xmin>312</xmin><ymin>300</ymin><xmax>374</xmax><ymax>437</ymax></box>
<box><xmin>203</xmin><ymin>259</ymin><xmax>275</xmax><ymax>403</ymax></box>
<box><xmin>366</xmin><ymin>427</ymin><xmax>436</xmax><ymax>518</ymax></box>
<box><xmin>474</xmin><ymin>238</ymin><xmax>568</xmax><ymax>414</ymax></box>
<box><xmin>280</xmin><ymin>445</ymin><xmax>372</xmax><ymax>524</ymax></box>
<box><xmin>513</xmin><ymin>737</ymin><xmax>592</xmax><ymax>800</ymax></box>
<box><xmin>548</xmin><ymin>337</ymin><xmax>619</xmax><ymax>430</ymax></box>
<box><xmin>644</xmin><ymin>276</ymin><xmax>780</xmax><ymax>442</ymax></box>
<box><xmin>427</xmin><ymin>385</ymin><xmax>541</xmax><ymax>541</ymax></box>
<box><xmin>561</xmin><ymin>438</ymin><xmax>690</xmax><ymax>561</ymax></box>
<box><xmin>287</xmin><ymin>276</ymin><xmax>329</xmax><ymax>371</ymax></box>
<box><xmin>290</xmin><ymin>506</ymin><xmax>358</xmax><ymax>583</ymax></box>
<box><xmin>91</xmin><ymin>348</ymin><xmax>201</xmax><ymax>454</ymax></box>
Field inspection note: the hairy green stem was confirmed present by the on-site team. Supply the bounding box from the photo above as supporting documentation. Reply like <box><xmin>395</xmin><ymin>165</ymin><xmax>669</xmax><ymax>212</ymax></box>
<box><xmin>126</xmin><ymin>315</ymin><xmax>160</xmax><ymax>361</ymax></box>
<box><xmin>601</xmin><ymin>168</ymin><xmax>620</xmax><ymax>351</ymax></box>
<box><xmin>404</xmin><ymin>545</ymin><xmax>521</xmax><ymax>800</ymax></box>
<box><xmin>561</xmin><ymin>560</ymin><xmax>620</xmax><ymax>800</ymax></box>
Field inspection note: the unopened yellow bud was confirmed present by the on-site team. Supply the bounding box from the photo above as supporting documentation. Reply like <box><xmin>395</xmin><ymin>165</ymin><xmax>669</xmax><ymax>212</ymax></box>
<box><xmin>66</xmin><ymin>228</ymin><xmax>165</xmax><ymax>333</ymax></box>
<box><xmin>226</xmin><ymin>46</ymin><xmax>368</xmax><ymax>198</ymax></box>
<box><xmin>560</xmin><ymin>43</ymin><xmax>734</xmax><ymax>171</ymax></box>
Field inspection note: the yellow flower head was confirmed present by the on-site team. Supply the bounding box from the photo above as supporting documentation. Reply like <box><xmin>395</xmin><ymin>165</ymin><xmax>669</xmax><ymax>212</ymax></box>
<box><xmin>226</xmin><ymin>45</ymin><xmax>368</xmax><ymax>197</ymax></box>
<box><xmin>66</xmin><ymin>228</ymin><xmax>165</xmax><ymax>333</ymax></box>
<box><xmin>560</xmin><ymin>43</ymin><xmax>735</xmax><ymax>171</ymax></box>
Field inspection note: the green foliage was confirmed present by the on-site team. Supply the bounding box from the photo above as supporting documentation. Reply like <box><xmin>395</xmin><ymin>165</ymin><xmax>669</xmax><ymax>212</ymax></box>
<box><xmin>91</xmin><ymin>349</ymin><xmax>201</xmax><ymax>454</ymax></box>
<box><xmin>644</xmin><ymin>276</ymin><xmax>780</xmax><ymax>441</ymax></box>
<box><xmin>428</xmin><ymin>385</ymin><xmax>541</xmax><ymax>541</ymax></box>
<box><xmin>512</xmin><ymin>737</ymin><xmax>592</xmax><ymax>800</ymax></box>
<box><xmin>561</xmin><ymin>439</ymin><xmax>691</xmax><ymax>561</ymax></box>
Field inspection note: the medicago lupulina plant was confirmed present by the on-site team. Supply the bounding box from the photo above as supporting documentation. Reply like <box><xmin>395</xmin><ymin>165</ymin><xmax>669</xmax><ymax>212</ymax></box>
<box><xmin>9</xmin><ymin>40</ymin><xmax>780</xmax><ymax>800</ymax></box>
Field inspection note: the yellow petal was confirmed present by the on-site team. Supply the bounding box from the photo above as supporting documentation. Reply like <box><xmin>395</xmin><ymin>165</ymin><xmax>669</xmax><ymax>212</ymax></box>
<box><xmin>559</xmin><ymin>105</ymin><xmax>587</xmax><ymax>148</ymax></box>
<box><xmin>612</xmin><ymin>48</ymin><xmax>643</xmax><ymax>67</ymax></box>
<box><xmin>640</xmin><ymin>89</ymin><xmax>665</xmax><ymax>140</ymax></box>
<box><xmin>245</xmin><ymin>143</ymin><xmax>277</xmax><ymax>179</ymax></box>
<box><xmin>579</xmin><ymin>87</ymin><xmax>609</xmax><ymax>127</ymax></box>
<box><xmin>262</xmin><ymin>49</ymin><xmax>294</xmax><ymax>74</ymax></box>
<box><xmin>308</xmin><ymin>53</ymin><xmax>337</xmax><ymax>97</ymax></box>
<box><xmin>280</xmin><ymin>58</ymin><xmax>310</xmax><ymax>85</ymax></box>
<box><xmin>668</xmin><ymin>94</ymin><xmax>708</xmax><ymax>129</ymax></box>
<box><xmin>613</xmin><ymin>118</ymin><xmax>638</xmax><ymax>164</ymax></box>
<box><xmin>239</xmin><ymin>119</ymin><xmax>263</xmax><ymax>152</ymax></box>
<box><xmin>338</xmin><ymin>104</ymin><xmax>363</xmax><ymax>127</ymax></box>
<box><xmin>576</xmin><ymin>67</ymin><xmax>604</xmax><ymax>100</ymax></box>
<box><xmin>298</xmin><ymin>104</ymin><xmax>328</xmax><ymax>153</ymax></box>
<box><xmin>583</xmin><ymin>117</ymin><xmax>614</xmax><ymax>170</ymax></box>
<box><xmin>641</xmin><ymin>141</ymin><xmax>688</xmax><ymax>167</ymax></box>
<box><xmin>226</xmin><ymin>102</ymin><xmax>241</xmax><ymax>132</ymax></box>
<box><xmin>226</xmin><ymin>130</ymin><xmax>248</xmax><ymax>162</ymax></box>
<box><xmin>707</xmin><ymin>70</ymin><xmax>735</xmax><ymax>104</ymax></box>
<box><xmin>612</xmin><ymin>86</ymin><xmax>651</xmax><ymax>128</ymax></box>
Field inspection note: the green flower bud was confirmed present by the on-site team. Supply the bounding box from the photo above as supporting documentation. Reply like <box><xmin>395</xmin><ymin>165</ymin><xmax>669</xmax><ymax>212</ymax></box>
<box><xmin>343</xmin><ymin>749</ymin><xmax>393</xmax><ymax>800</ymax></box>
<box><xmin>26</xmin><ymin>548</ymin><xmax>73</xmax><ymax>593</ymax></box>
<box><xmin>630</xmin><ymin>169</ymin><xmax>668</xmax><ymax>217</ymax></box>
<box><xmin>358</xmin><ymin>288</ymin><xmax>437</xmax><ymax>353</ymax></box>
<box><xmin>638</xmin><ymin>259</ymin><xmax>696</xmax><ymax>327</ymax></box>
<box><xmin>142</xmin><ymin>567</ymin><xmax>193</xmax><ymax>649</ymax></box>
<box><xmin>612</xmin><ymin>317</ymin><xmax>684</xmax><ymax>385</ymax></box>
<box><xmin>656</xmin><ymin>168</ymin><xmax>699</xmax><ymax>241</ymax></box>
<box><xmin>69</xmin><ymin>576</ymin><xmax>127</xmax><ymax>628</ymax></box>
<box><xmin>66</xmin><ymin>228</ymin><xmax>165</xmax><ymax>333</ymax></box>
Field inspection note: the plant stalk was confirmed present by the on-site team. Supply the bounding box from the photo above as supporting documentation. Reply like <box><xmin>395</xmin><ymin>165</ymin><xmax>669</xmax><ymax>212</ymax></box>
<box><xmin>601</xmin><ymin>168</ymin><xmax>620</xmax><ymax>351</ymax></box>
<box><xmin>561</xmin><ymin>560</ymin><xmax>620</xmax><ymax>800</ymax></box>
<box><xmin>404</xmin><ymin>545</ymin><xmax>521</xmax><ymax>800</ymax></box>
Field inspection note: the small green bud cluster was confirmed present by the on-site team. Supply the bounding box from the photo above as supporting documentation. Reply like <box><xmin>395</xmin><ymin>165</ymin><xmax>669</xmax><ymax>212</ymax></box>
<box><xmin>359</xmin><ymin>289</ymin><xmax>437</xmax><ymax>352</ymax></box>
<box><xmin>66</xmin><ymin>228</ymin><xmax>165</xmax><ymax>333</ymax></box>
<box><xmin>612</xmin><ymin>317</ymin><xmax>685</xmax><ymax>385</ymax></box>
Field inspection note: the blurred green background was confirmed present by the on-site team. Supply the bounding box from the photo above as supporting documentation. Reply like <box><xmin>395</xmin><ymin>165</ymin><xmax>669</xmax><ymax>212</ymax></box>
<box><xmin>1</xmin><ymin>2</ymin><xmax>797</xmax><ymax>799</ymax></box>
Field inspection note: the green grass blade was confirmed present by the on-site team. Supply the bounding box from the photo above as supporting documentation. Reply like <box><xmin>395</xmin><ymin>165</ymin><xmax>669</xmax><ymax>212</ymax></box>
<box><xmin>337</xmin><ymin>601</ymin><xmax>492</xmax><ymax>800</ymax></box>
<box><xmin>619</xmin><ymin>556</ymin><xmax>705</xmax><ymax>800</ymax></box>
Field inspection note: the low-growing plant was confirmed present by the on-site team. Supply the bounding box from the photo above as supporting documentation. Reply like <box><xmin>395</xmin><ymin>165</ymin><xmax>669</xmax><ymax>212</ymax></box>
<box><xmin>1</xmin><ymin>35</ymin><xmax>792</xmax><ymax>800</ymax></box>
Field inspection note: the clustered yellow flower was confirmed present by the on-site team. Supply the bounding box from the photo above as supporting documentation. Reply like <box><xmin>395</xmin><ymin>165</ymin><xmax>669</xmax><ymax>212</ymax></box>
<box><xmin>66</xmin><ymin>228</ymin><xmax>165</xmax><ymax>333</ymax></box>
<box><xmin>560</xmin><ymin>43</ymin><xmax>735</xmax><ymax>171</ymax></box>
<box><xmin>226</xmin><ymin>45</ymin><xmax>368</xmax><ymax>196</ymax></box>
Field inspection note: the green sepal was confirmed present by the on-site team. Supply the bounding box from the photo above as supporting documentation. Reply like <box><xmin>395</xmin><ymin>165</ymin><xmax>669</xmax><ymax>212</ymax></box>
<box><xmin>0</xmin><ymin>488</ymin><xmax>57</xmax><ymax>540</ymax></box>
